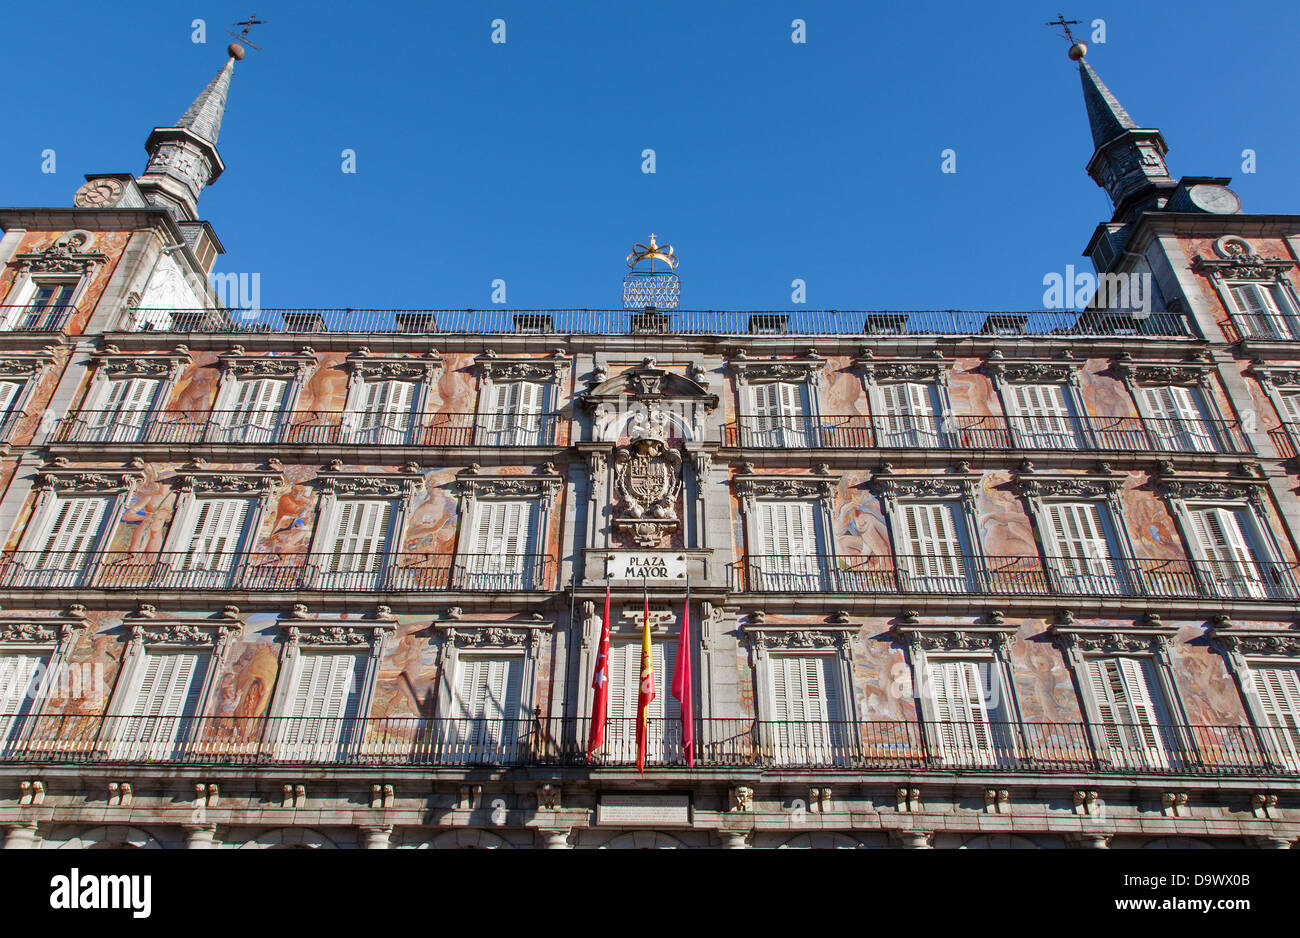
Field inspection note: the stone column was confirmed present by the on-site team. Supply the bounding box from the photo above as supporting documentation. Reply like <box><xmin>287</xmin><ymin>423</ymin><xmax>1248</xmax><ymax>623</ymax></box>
<box><xmin>1070</xmin><ymin>832</ymin><xmax>1112</xmax><ymax>849</ymax></box>
<box><xmin>1248</xmin><ymin>835</ymin><xmax>1293</xmax><ymax>849</ymax></box>
<box><xmin>3</xmin><ymin>822</ymin><xmax>39</xmax><ymax>849</ymax></box>
<box><xmin>891</xmin><ymin>830</ymin><xmax>933</xmax><ymax>849</ymax></box>
<box><xmin>360</xmin><ymin>825</ymin><xmax>393</xmax><ymax>849</ymax></box>
<box><xmin>183</xmin><ymin>824</ymin><xmax>217</xmax><ymax>849</ymax></box>
<box><xmin>539</xmin><ymin>828</ymin><xmax>572</xmax><ymax>849</ymax></box>
<box><xmin>717</xmin><ymin>830</ymin><xmax>750</xmax><ymax>849</ymax></box>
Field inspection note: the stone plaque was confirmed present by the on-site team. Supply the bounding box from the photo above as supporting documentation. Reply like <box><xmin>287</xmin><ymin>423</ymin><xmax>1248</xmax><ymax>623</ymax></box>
<box><xmin>605</xmin><ymin>552</ymin><xmax>687</xmax><ymax>582</ymax></box>
<box><xmin>596</xmin><ymin>794</ymin><xmax>691</xmax><ymax>826</ymax></box>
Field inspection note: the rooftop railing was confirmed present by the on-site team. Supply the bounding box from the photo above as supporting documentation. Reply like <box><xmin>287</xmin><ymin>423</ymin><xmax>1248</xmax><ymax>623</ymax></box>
<box><xmin>725</xmin><ymin>413</ymin><xmax>1252</xmax><ymax>454</ymax></box>
<box><xmin>123</xmin><ymin>307</ymin><xmax>1199</xmax><ymax>338</ymax></box>
<box><xmin>52</xmin><ymin>410</ymin><xmax>562</xmax><ymax>447</ymax></box>
<box><xmin>728</xmin><ymin>553</ymin><xmax>1300</xmax><ymax>602</ymax></box>
<box><xmin>0</xmin><ymin>716</ymin><xmax>1290</xmax><ymax>776</ymax></box>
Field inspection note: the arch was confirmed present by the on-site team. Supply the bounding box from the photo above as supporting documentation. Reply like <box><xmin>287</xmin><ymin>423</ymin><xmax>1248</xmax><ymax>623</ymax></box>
<box><xmin>957</xmin><ymin>834</ymin><xmax>1039</xmax><ymax>849</ymax></box>
<box><xmin>778</xmin><ymin>832</ymin><xmax>866</xmax><ymax>849</ymax></box>
<box><xmin>1141</xmin><ymin>836</ymin><xmax>1215</xmax><ymax>849</ymax></box>
<box><xmin>599</xmin><ymin>831</ymin><xmax>684</xmax><ymax>849</ymax></box>
<box><xmin>54</xmin><ymin>826</ymin><xmax>163</xmax><ymax>849</ymax></box>
<box><xmin>237</xmin><ymin>828</ymin><xmax>338</xmax><ymax>850</ymax></box>
<box><xmin>429</xmin><ymin>829</ymin><xmax>509</xmax><ymax>849</ymax></box>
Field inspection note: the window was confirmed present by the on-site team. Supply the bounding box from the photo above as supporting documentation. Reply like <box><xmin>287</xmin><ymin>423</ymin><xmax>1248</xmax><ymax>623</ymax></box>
<box><xmin>347</xmin><ymin>379</ymin><xmax>418</xmax><ymax>445</ymax></box>
<box><xmin>214</xmin><ymin>378</ymin><xmax>288</xmax><ymax>443</ymax></box>
<box><xmin>746</xmin><ymin>382</ymin><xmax>813</xmax><ymax>448</ymax></box>
<box><xmin>603</xmin><ymin>641</ymin><xmax>680</xmax><ymax>764</ymax></box>
<box><xmin>112</xmin><ymin>650</ymin><xmax>210</xmax><ymax>760</ymax></box>
<box><xmin>461</xmin><ymin>499</ymin><xmax>539</xmax><ymax>590</ymax></box>
<box><xmin>24</xmin><ymin>496</ymin><xmax>111</xmax><ymax>587</ymax></box>
<box><xmin>925</xmin><ymin>659</ymin><xmax>1017</xmax><ymax>766</ymax></box>
<box><xmin>321</xmin><ymin>500</ymin><xmax>394</xmax><ymax>589</ymax></box>
<box><xmin>83</xmin><ymin>377</ymin><xmax>161</xmax><ymax>443</ymax></box>
<box><xmin>1138</xmin><ymin>385</ymin><xmax>1215</xmax><ymax>453</ymax></box>
<box><xmin>0</xmin><ymin>380</ymin><xmax>24</xmax><ymax>435</ymax></box>
<box><xmin>0</xmin><ymin>652</ymin><xmax>48</xmax><ymax>753</ymax></box>
<box><xmin>876</xmin><ymin>382</ymin><xmax>942</xmax><ymax>448</ymax></box>
<box><xmin>1246</xmin><ymin>664</ymin><xmax>1300</xmax><ymax>770</ymax></box>
<box><xmin>1041</xmin><ymin>501</ymin><xmax>1127</xmax><ymax>595</ymax></box>
<box><xmin>1228</xmin><ymin>282</ymin><xmax>1300</xmax><ymax>340</ymax></box>
<box><xmin>1278</xmin><ymin>389</ymin><xmax>1300</xmax><ymax>426</ymax></box>
<box><xmin>752</xmin><ymin>501</ymin><xmax>826</xmax><ymax>591</ymax></box>
<box><xmin>480</xmin><ymin>381</ymin><xmax>545</xmax><ymax>446</ymax></box>
<box><xmin>1186</xmin><ymin>506</ymin><xmax>1276</xmax><ymax>600</ymax></box>
<box><xmin>177</xmin><ymin>498</ymin><xmax>253</xmax><ymax>584</ymax></box>
<box><xmin>447</xmin><ymin>655</ymin><xmax>524</xmax><ymax>762</ymax></box>
<box><xmin>277</xmin><ymin>651</ymin><xmax>366</xmax><ymax>761</ymax></box>
<box><xmin>1083</xmin><ymin>656</ymin><xmax>1176</xmax><ymax>770</ymax></box>
<box><xmin>16</xmin><ymin>282</ymin><xmax>75</xmax><ymax>331</ymax></box>
<box><xmin>896</xmin><ymin>502</ymin><xmax>973</xmax><ymax>593</ymax></box>
<box><xmin>767</xmin><ymin>655</ymin><xmax>849</xmax><ymax>766</ymax></box>
<box><xmin>1006</xmin><ymin>384</ymin><xmax>1083</xmax><ymax>449</ymax></box>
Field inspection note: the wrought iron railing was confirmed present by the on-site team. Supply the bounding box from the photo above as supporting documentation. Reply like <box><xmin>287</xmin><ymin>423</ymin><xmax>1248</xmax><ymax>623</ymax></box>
<box><xmin>724</xmin><ymin>413</ymin><xmax>1252</xmax><ymax>454</ymax></box>
<box><xmin>0</xmin><ymin>716</ymin><xmax>1291</xmax><ymax>775</ymax></box>
<box><xmin>51</xmin><ymin>411</ymin><xmax>563</xmax><ymax>447</ymax></box>
<box><xmin>121</xmin><ymin>307</ymin><xmax>1199</xmax><ymax>338</ymax></box>
<box><xmin>0</xmin><ymin>304</ymin><xmax>79</xmax><ymax>333</ymax></box>
<box><xmin>0</xmin><ymin>552</ymin><xmax>558</xmax><ymax>593</ymax></box>
<box><xmin>728</xmin><ymin>553</ymin><xmax>1300</xmax><ymax>601</ymax></box>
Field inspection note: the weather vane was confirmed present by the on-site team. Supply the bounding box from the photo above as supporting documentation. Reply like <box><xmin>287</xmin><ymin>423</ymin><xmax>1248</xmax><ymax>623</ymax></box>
<box><xmin>226</xmin><ymin>13</ymin><xmax>266</xmax><ymax>59</ymax></box>
<box><xmin>1045</xmin><ymin>14</ymin><xmax>1088</xmax><ymax>60</ymax></box>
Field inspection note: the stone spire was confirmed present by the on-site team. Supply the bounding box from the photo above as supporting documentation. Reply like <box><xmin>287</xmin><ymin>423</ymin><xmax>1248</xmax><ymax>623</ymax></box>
<box><xmin>136</xmin><ymin>54</ymin><xmax>237</xmax><ymax>221</ymax></box>
<box><xmin>1075</xmin><ymin>56</ymin><xmax>1176</xmax><ymax>222</ymax></box>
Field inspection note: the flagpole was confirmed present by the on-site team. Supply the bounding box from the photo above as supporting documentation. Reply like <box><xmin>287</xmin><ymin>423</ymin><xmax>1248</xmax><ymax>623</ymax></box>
<box><xmin>672</xmin><ymin>572</ymin><xmax>695</xmax><ymax>768</ymax></box>
<box><xmin>587</xmin><ymin>572</ymin><xmax>612</xmax><ymax>762</ymax></box>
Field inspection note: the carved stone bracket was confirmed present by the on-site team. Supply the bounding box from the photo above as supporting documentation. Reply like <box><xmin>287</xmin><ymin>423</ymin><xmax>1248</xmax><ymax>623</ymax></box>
<box><xmin>1248</xmin><ymin>363</ymin><xmax>1300</xmax><ymax>389</ymax></box>
<box><xmin>728</xmin><ymin>354</ymin><xmax>825</xmax><ymax>387</ymax></box>
<box><xmin>1210</xmin><ymin>628</ymin><xmax>1300</xmax><ymax>657</ymax></box>
<box><xmin>1050</xmin><ymin>625</ymin><xmax>1178</xmax><ymax>654</ymax></box>
<box><xmin>892</xmin><ymin>625</ymin><xmax>1017</xmax><ymax>653</ymax></box>
<box><xmin>176</xmin><ymin>466</ymin><xmax>283</xmax><ymax>496</ymax></box>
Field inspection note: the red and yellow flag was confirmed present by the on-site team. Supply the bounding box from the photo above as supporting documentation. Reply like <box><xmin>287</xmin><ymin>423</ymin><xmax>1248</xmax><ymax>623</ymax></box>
<box><xmin>635</xmin><ymin>580</ymin><xmax>654</xmax><ymax>773</ymax></box>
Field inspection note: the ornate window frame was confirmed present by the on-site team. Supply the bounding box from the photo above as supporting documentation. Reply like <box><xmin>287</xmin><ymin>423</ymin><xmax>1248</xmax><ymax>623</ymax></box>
<box><xmin>741</xmin><ymin>621</ymin><xmax>859</xmax><ymax>726</ymax></box>
<box><xmin>80</xmin><ymin>346</ymin><xmax>191</xmax><ymax>423</ymax></box>
<box><xmin>158</xmin><ymin>462</ymin><xmax>284</xmax><ymax>560</ymax></box>
<box><xmin>0</xmin><ymin>352</ymin><xmax>55</xmax><ymax>441</ymax></box>
<box><xmin>265</xmin><ymin>607</ymin><xmax>398</xmax><ymax>730</ymax></box>
<box><xmin>728</xmin><ymin>351</ymin><xmax>826</xmax><ymax>446</ymax></box>
<box><xmin>431</xmin><ymin>617</ymin><xmax>550</xmax><ymax>721</ymax></box>
<box><xmin>15</xmin><ymin>461</ymin><xmax>144</xmax><ymax>558</ymax></box>
<box><xmin>1050</xmin><ymin>617</ymin><xmax>1192</xmax><ymax>758</ymax></box>
<box><xmin>305</xmin><ymin>462</ymin><xmax>428</xmax><ymax>579</ymax></box>
<box><xmin>472</xmin><ymin>349</ymin><xmax>567</xmax><ymax>446</ymax></box>
<box><xmin>1210</xmin><ymin>623</ymin><xmax>1300</xmax><ymax>766</ymax></box>
<box><xmin>1011</xmin><ymin>468</ymin><xmax>1143</xmax><ymax>595</ymax></box>
<box><xmin>1114</xmin><ymin>353</ymin><xmax>1231</xmax><ymax>447</ymax></box>
<box><xmin>985</xmin><ymin>353</ymin><xmax>1089</xmax><ymax>450</ymax></box>
<box><xmin>3</xmin><ymin>231</ymin><xmax>105</xmax><ymax>330</ymax></box>
<box><xmin>855</xmin><ymin>350</ymin><xmax>954</xmax><ymax>443</ymax></box>
<box><xmin>0</xmin><ymin>614</ymin><xmax>85</xmax><ymax>726</ymax></box>
<box><xmin>453</xmin><ymin>466</ymin><xmax>562</xmax><ymax>568</ymax></box>
<box><xmin>891</xmin><ymin>621</ymin><xmax>1024</xmax><ymax>751</ymax></box>
<box><xmin>212</xmin><ymin>346</ymin><xmax>317</xmax><ymax>437</ymax></box>
<box><xmin>340</xmin><ymin>348</ymin><xmax>443</xmax><ymax>445</ymax></box>
<box><xmin>733</xmin><ymin>464</ymin><xmax>840</xmax><ymax>584</ymax></box>
<box><xmin>871</xmin><ymin>467</ymin><xmax>986</xmax><ymax>592</ymax></box>
<box><xmin>103</xmin><ymin>608</ymin><xmax>245</xmax><ymax>726</ymax></box>
<box><xmin>1192</xmin><ymin>239</ymin><xmax>1300</xmax><ymax>343</ymax></box>
<box><xmin>1247</xmin><ymin>362</ymin><xmax>1300</xmax><ymax>454</ymax></box>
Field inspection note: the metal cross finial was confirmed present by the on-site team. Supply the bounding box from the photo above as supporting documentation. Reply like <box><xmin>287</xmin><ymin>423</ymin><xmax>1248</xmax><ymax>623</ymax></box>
<box><xmin>1045</xmin><ymin>14</ymin><xmax>1082</xmax><ymax>44</ymax></box>
<box><xmin>229</xmin><ymin>13</ymin><xmax>266</xmax><ymax>51</ymax></box>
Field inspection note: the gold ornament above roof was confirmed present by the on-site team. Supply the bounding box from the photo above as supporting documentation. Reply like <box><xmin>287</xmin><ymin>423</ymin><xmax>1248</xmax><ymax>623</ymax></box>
<box><xmin>626</xmin><ymin>233</ymin><xmax>678</xmax><ymax>270</ymax></box>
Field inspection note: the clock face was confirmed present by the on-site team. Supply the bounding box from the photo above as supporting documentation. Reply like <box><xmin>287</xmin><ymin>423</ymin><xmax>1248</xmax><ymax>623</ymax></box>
<box><xmin>1189</xmin><ymin>184</ymin><xmax>1242</xmax><ymax>215</ymax></box>
<box><xmin>73</xmin><ymin>178</ymin><xmax>124</xmax><ymax>208</ymax></box>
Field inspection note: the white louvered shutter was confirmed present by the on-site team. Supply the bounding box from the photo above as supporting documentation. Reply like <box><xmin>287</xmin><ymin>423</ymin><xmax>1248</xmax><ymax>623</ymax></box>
<box><xmin>756</xmin><ymin>501</ymin><xmax>819</xmax><ymax>589</ymax></box>
<box><xmin>878</xmin><ymin>383</ymin><xmax>938</xmax><ymax>447</ymax></box>
<box><xmin>1045</xmin><ymin>502</ymin><xmax>1119</xmax><ymax>593</ymax></box>
<box><xmin>0</xmin><ymin>380</ymin><xmax>21</xmax><ymax>424</ymax></box>
<box><xmin>487</xmin><ymin>381</ymin><xmax>544</xmax><ymax>445</ymax></box>
<box><xmin>1086</xmin><ymin>657</ymin><xmax>1167</xmax><ymax>768</ymax></box>
<box><xmin>749</xmin><ymin>382</ymin><xmax>805</xmax><ymax>447</ymax></box>
<box><xmin>1188</xmin><ymin>506</ymin><xmax>1264</xmax><ymax>598</ymax></box>
<box><xmin>92</xmin><ymin>377</ymin><xmax>159</xmax><ymax>441</ymax></box>
<box><xmin>1278</xmin><ymin>391</ymin><xmax>1300</xmax><ymax>426</ymax></box>
<box><xmin>1141</xmin><ymin>385</ymin><xmax>1213</xmax><ymax>453</ymax></box>
<box><xmin>1011</xmin><ymin>384</ymin><xmax>1076</xmax><ymax>448</ymax></box>
<box><xmin>359</xmin><ymin>379</ymin><xmax>417</xmax><ymax>445</ymax></box>
<box><xmin>328</xmin><ymin>500</ymin><xmax>392</xmax><ymax>579</ymax></box>
<box><xmin>928</xmin><ymin>659</ymin><xmax>993</xmax><ymax>763</ymax></box>
<box><xmin>281</xmin><ymin>652</ymin><xmax>366</xmax><ymax>756</ymax></box>
<box><xmin>901</xmin><ymin>502</ymin><xmax>966</xmax><ymax>590</ymax></box>
<box><xmin>769</xmin><ymin>656</ymin><xmax>839</xmax><ymax>765</ymax></box>
<box><xmin>39</xmin><ymin>496</ymin><xmax>109</xmax><ymax>581</ymax></box>
<box><xmin>228</xmin><ymin>378</ymin><xmax>287</xmax><ymax>443</ymax></box>
<box><xmin>185</xmin><ymin>498</ymin><xmax>250</xmax><ymax>572</ymax></box>
<box><xmin>466</xmin><ymin>500</ymin><xmax>536</xmax><ymax>586</ymax></box>
<box><xmin>1251</xmin><ymin>665</ymin><xmax>1300</xmax><ymax>769</ymax></box>
<box><xmin>453</xmin><ymin>656</ymin><xmax>524</xmax><ymax>759</ymax></box>
<box><xmin>0</xmin><ymin>653</ymin><xmax>47</xmax><ymax>746</ymax></box>
<box><xmin>1230</xmin><ymin>284</ymin><xmax>1290</xmax><ymax>339</ymax></box>
<box><xmin>121</xmin><ymin>651</ymin><xmax>209</xmax><ymax>758</ymax></box>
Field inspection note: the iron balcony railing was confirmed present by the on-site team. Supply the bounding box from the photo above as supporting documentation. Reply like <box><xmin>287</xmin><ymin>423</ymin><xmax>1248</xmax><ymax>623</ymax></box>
<box><xmin>0</xmin><ymin>303</ymin><xmax>79</xmax><ymax>333</ymax></box>
<box><xmin>1270</xmin><ymin>424</ymin><xmax>1299</xmax><ymax>459</ymax></box>
<box><xmin>0</xmin><ymin>551</ymin><xmax>558</xmax><ymax>593</ymax></box>
<box><xmin>1221</xmin><ymin>313</ymin><xmax>1300</xmax><ymax>344</ymax></box>
<box><xmin>123</xmin><ymin>307</ymin><xmax>1199</xmax><ymax>338</ymax></box>
<box><xmin>0</xmin><ymin>716</ymin><xmax>1292</xmax><ymax>776</ymax></box>
<box><xmin>52</xmin><ymin>410</ymin><xmax>563</xmax><ymax>447</ymax></box>
<box><xmin>728</xmin><ymin>553</ymin><xmax>1300</xmax><ymax>601</ymax></box>
<box><xmin>725</xmin><ymin>413</ymin><xmax>1252</xmax><ymax>455</ymax></box>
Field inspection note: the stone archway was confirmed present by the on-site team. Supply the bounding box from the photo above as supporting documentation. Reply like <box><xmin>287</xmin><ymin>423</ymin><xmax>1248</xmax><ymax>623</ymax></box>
<box><xmin>238</xmin><ymin>828</ymin><xmax>338</xmax><ymax>849</ymax></box>
<box><xmin>600</xmin><ymin>831</ymin><xmax>684</xmax><ymax>849</ymax></box>
<box><xmin>429</xmin><ymin>829</ymin><xmax>509</xmax><ymax>849</ymax></box>
<box><xmin>958</xmin><ymin>834</ymin><xmax>1039</xmax><ymax>849</ymax></box>
<box><xmin>54</xmin><ymin>826</ymin><xmax>163</xmax><ymax>849</ymax></box>
<box><xmin>778</xmin><ymin>832</ymin><xmax>866</xmax><ymax>849</ymax></box>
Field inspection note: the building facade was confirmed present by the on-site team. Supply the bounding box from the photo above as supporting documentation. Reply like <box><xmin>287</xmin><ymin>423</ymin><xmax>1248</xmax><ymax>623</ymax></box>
<box><xmin>0</xmin><ymin>47</ymin><xmax>1299</xmax><ymax>849</ymax></box>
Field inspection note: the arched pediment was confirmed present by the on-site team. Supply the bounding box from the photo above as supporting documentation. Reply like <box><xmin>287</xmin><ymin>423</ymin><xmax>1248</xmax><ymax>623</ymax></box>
<box><xmin>582</xmin><ymin>358</ymin><xmax>717</xmax><ymax>409</ymax></box>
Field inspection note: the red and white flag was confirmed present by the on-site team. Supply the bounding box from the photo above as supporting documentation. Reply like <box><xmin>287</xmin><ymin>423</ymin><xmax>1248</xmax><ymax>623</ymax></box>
<box><xmin>587</xmin><ymin>581</ymin><xmax>612</xmax><ymax>760</ymax></box>
<box><xmin>671</xmin><ymin>577</ymin><xmax>694</xmax><ymax>767</ymax></box>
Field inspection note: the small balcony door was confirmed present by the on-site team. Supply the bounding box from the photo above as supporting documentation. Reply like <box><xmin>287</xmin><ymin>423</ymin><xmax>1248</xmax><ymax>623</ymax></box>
<box><xmin>0</xmin><ymin>653</ymin><xmax>47</xmax><ymax>756</ymax></box>
<box><xmin>747</xmin><ymin>382</ymin><xmax>812</xmax><ymax>448</ymax></box>
<box><xmin>84</xmin><ymin>377</ymin><xmax>160</xmax><ymax>443</ymax></box>
<box><xmin>480</xmin><ymin>381</ymin><xmax>545</xmax><ymax>446</ymax></box>
<box><xmin>1008</xmin><ymin>383</ymin><xmax>1082</xmax><ymax>450</ymax></box>
<box><xmin>768</xmin><ymin>655</ymin><xmax>848</xmax><ymax>766</ymax></box>
<box><xmin>602</xmin><ymin>641</ymin><xmax>681</xmax><ymax>765</ymax></box>
<box><xmin>350</xmin><ymin>379</ymin><xmax>417</xmax><ymax>445</ymax></box>
<box><xmin>927</xmin><ymin>659</ymin><xmax>1016</xmax><ymax>767</ymax></box>
<box><xmin>1187</xmin><ymin>506</ymin><xmax>1275</xmax><ymax>600</ymax></box>
<box><xmin>447</xmin><ymin>656</ymin><xmax>524</xmax><ymax>763</ymax></box>
<box><xmin>1249</xmin><ymin>665</ymin><xmax>1300</xmax><ymax>771</ymax></box>
<box><xmin>897</xmin><ymin>501</ymin><xmax>973</xmax><ymax>593</ymax></box>
<box><xmin>277</xmin><ymin>651</ymin><xmax>366</xmax><ymax>762</ymax></box>
<box><xmin>320</xmin><ymin>500</ymin><xmax>393</xmax><ymax>591</ymax></box>
<box><xmin>1139</xmin><ymin>385</ymin><xmax>1215</xmax><ymax>453</ymax></box>
<box><xmin>877</xmin><ymin>382</ymin><xmax>941</xmax><ymax>448</ymax></box>
<box><xmin>1085</xmin><ymin>657</ymin><xmax>1173</xmax><ymax>770</ymax></box>
<box><xmin>177</xmin><ymin>498</ymin><xmax>252</xmax><ymax>588</ymax></box>
<box><xmin>112</xmin><ymin>651</ymin><xmax>210</xmax><ymax>761</ymax></box>
<box><xmin>753</xmin><ymin>501</ymin><xmax>825</xmax><ymax>591</ymax></box>
<box><xmin>1043</xmin><ymin>501</ymin><xmax>1127</xmax><ymax>596</ymax></box>
<box><xmin>460</xmin><ymin>499</ymin><xmax>538</xmax><ymax>590</ymax></box>
<box><xmin>25</xmin><ymin>496</ymin><xmax>110</xmax><ymax>589</ymax></box>
<box><xmin>216</xmin><ymin>378</ymin><xmax>288</xmax><ymax>444</ymax></box>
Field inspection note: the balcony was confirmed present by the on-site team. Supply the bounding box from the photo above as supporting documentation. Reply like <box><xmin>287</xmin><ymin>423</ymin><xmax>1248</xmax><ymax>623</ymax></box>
<box><xmin>0</xmin><ymin>716</ymin><xmax>1290</xmax><ymax>777</ymax></box>
<box><xmin>0</xmin><ymin>551</ymin><xmax>558</xmax><ymax>593</ymax></box>
<box><xmin>728</xmin><ymin>553</ymin><xmax>1300</xmax><ymax>602</ymax></box>
<box><xmin>120</xmin><ymin>307</ymin><xmax>1199</xmax><ymax>338</ymax></box>
<box><xmin>0</xmin><ymin>303</ymin><xmax>78</xmax><ymax>334</ymax></box>
<box><xmin>724</xmin><ymin>413</ymin><xmax>1252</xmax><ymax>455</ymax></box>
<box><xmin>52</xmin><ymin>411</ymin><xmax>563</xmax><ymax>447</ymax></box>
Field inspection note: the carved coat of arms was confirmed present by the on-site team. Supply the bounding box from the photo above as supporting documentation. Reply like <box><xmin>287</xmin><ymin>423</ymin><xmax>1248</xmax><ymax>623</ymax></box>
<box><xmin>613</xmin><ymin>438</ymin><xmax>682</xmax><ymax>547</ymax></box>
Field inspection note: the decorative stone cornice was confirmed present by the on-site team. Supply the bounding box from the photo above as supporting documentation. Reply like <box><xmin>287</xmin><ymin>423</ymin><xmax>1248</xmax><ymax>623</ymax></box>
<box><xmin>175</xmin><ymin>464</ymin><xmax>283</xmax><ymax>496</ymax></box>
<box><xmin>129</xmin><ymin>613</ymin><xmax>242</xmax><ymax>648</ymax></box>
<box><xmin>217</xmin><ymin>347</ymin><xmax>316</xmax><ymax>379</ymax></box>
<box><xmin>93</xmin><ymin>345</ymin><xmax>190</xmax><ymax>378</ymax></box>
<box><xmin>1050</xmin><ymin>624</ymin><xmax>1178</xmax><ymax>654</ymax></box>
<box><xmin>727</xmin><ymin>353</ymin><xmax>826</xmax><ymax>386</ymax></box>
<box><xmin>13</xmin><ymin>232</ymin><xmax>105</xmax><ymax>275</ymax></box>
<box><xmin>1153</xmin><ymin>469</ymin><xmax>1268</xmax><ymax>506</ymax></box>
<box><xmin>1011</xmin><ymin>471</ymin><xmax>1123</xmax><ymax>500</ymax></box>
<box><xmin>35</xmin><ymin>461</ymin><xmax>143</xmax><ymax>494</ymax></box>
<box><xmin>1210</xmin><ymin>628</ymin><xmax>1300</xmax><ymax>657</ymax></box>
<box><xmin>892</xmin><ymin>625</ymin><xmax>1017</xmax><ymax>653</ymax></box>
<box><xmin>0</xmin><ymin>618</ymin><xmax>77</xmax><ymax>645</ymax></box>
<box><xmin>278</xmin><ymin>612</ymin><xmax>397</xmax><ymax>649</ymax></box>
<box><xmin>742</xmin><ymin>625</ymin><xmax>855</xmax><ymax>650</ymax></box>
<box><xmin>319</xmin><ymin>463</ymin><xmax>427</xmax><ymax>499</ymax></box>
<box><xmin>455</xmin><ymin>466</ymin><xmax>562</xmax><ymax>500</ymax></box>
<box><xmin>734</xmin><ymin>466</ymin><xmax>839</xmax><ymax>501</ymax></box>
<box><xmin>434</xmin><ymin>621</ymin><xmax>550</xmax><ymax>650</ymax></box>
<box><xmin>1248</xmin><ymin>362</ymin><xmax>1300</xmax><ymax>389</ymax></box>
<box><xmin>1192</xmin><ymin>252</ymin><xmax>1295</xmax><ymax>284</ymax></box>
<box><xmin>1114</xmin><ymin>353</ymin><xmax>1214</xmax><ymax>387</ymax></box>
<box><xmin>0</xmin><ymin>352</ymin><xmax>55</xmax><ymax>377</ymax></box>
<box><xmin>475</xmin><ymin>350</ymin><xmax>565</xmax><ymax>384</ymax></box>
<box><xmin>854</xmin><ymin>351</ymin><xmax>950</xmax><ymax>385</ymax></box>
<box><xmin>870</xmin><ymin>469</ymin><xmax>976</xmax><ymax>504</ymax></box>
<box><xmin>581</xmin><ymin>358</ymin><xmax>717</xmax><ymax>409</ymax></box>
<box><xmin>985</xmin><ymin>352</ymin><xmax>1083</xmax><ymax>387</ymax></box>
<box><xmin>347</xmin><ymin>348</ymin><xmax>444</xmax><ymax>381</ymax></box>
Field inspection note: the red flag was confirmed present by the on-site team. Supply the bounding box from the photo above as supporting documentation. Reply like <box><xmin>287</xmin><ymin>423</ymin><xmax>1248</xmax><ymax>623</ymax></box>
<box><xmin>587</xmin><ymin>581</ymin><xmax>612</xmax><ymax>760</ymax></box>
<box><xmin>671</xmin><ymin>577</ymin><xmax>694</xmax><ymax>767</ymax></box>
<box><xmin>636</xmin><ymin>578</ymin><xmax>654</xmax><ymax>773</ymax></box>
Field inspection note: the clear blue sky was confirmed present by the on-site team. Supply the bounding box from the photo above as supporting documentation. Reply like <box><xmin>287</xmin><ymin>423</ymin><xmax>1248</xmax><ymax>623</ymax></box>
<box><xmin>5</xmin><ymin>1</ymin><xmax>1298</xmax><ymax>311</ymax></box>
